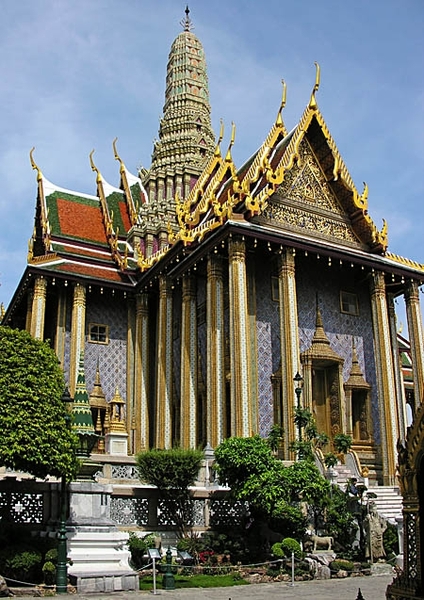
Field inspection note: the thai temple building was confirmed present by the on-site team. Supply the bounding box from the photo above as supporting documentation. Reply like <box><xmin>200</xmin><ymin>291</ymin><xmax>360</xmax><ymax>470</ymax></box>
<box><xmin>3</xmin><ymin>7</ymin><xmax>424</xmax><ymax>490</ymax></box>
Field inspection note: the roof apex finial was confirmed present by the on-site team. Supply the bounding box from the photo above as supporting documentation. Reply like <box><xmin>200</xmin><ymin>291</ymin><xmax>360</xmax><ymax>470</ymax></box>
<box><xmin>181</xmin><ymin>5</ymin><xmax>193</xmax><ymax>31</ymax></box>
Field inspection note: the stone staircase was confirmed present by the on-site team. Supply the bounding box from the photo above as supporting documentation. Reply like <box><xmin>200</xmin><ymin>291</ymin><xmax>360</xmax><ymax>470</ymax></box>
<box><xmin>367</xmin><ymin>486</ymin><xmax>403</xmax><ymax>524</ymax></box>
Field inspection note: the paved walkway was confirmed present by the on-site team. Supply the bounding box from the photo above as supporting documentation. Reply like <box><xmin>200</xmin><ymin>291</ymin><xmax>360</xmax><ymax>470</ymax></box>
<box><xmin>72</xmin><ymin>574</ymin><xmax>392</xmax><ymax>600</ymax></box>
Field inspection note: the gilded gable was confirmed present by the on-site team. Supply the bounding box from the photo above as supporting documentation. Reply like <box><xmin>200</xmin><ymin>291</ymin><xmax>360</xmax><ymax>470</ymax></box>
<box><xmin>258</xmin><ymin>138</ymin><xmax>364</xmax><ymax>250</ymax></box>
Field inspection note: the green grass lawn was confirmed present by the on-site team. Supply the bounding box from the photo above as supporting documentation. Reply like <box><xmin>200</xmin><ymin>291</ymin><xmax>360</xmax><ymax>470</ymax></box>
<box><xmin>139</xmin><ymin>573</ymin><xmax>249</xmax><ymax>590</ymax></box>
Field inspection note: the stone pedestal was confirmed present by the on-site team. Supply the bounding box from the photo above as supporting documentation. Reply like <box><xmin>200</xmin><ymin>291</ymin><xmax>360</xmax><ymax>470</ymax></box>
<box><xmin>67</xmin><ymin>481</ymin><xmax>137</xmax><ymax>592</ymax></box>
<box><xmin>105</xmin><ymin>431</ymin><xmax>129</xmax><ymax>456</ymax></box>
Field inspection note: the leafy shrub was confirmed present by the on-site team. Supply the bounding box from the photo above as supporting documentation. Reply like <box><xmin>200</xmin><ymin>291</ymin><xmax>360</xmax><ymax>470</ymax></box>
<box><xmin>330</xmin><ymin>559</ymin><xmax>354</xmax><ymax>573</ymax></box>
<box><xmin>383</xmin><ymin>522</ymin><xmax>399</xmax><ymax>556</ymax></box>
<box><xmin>42</xmin><ymin>561</ymin><xmax>56</xmax><ymax>585</ymax></box>
<box><xmin>127</xmin><ymin>532</ymin><xmax>157</xmax><ymax>569</ymax></box>
<box><xmin>281</xmin><ymin>537</ymin><xmax>303</xmax><ymax>559</ymax></box>
<box><xmin>0</xmin><ymin>546</ymin><xmax>43</xmax><ymax>583</ymax></box>
<box><xmin>44</xmin><ymin>549</ymin><xmax>58</xmax><ymax>564</ymax></box>
<box><xmin>270</xmin><ymin>543</ymin><xmax>284</xmax><ymax>558</ymax></box>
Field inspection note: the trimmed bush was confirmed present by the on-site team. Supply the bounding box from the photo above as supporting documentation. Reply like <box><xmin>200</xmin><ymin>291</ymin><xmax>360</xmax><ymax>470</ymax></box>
<box><xmin>330</xmin><ymin>559</ymin><xmax>354</xmax><ymax>573</ymax></box>
<box><xmin>281</xmin><ymin>538</ymin><xmax>303</xmax><ymax>560</ymax></box>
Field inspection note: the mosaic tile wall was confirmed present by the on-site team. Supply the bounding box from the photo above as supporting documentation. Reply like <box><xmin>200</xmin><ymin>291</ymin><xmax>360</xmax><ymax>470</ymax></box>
<box><xmin>85</xmin><ymin>292</ymin><xmax>128</xmax><ymax>402</ymax></box>
<box><xmin>295</xmin><ymin>255</ymin><xmax>380</xmax><ymax>443</ymax></box>
<box><xmin>251</xmin><ymin>253</ymin><xmax>380</xmax><ymax>444</ymax></box>
<box><xmin>254</xmin><ymin>260</ymin><xmax>281</xmax><ymax>437</ymax></box>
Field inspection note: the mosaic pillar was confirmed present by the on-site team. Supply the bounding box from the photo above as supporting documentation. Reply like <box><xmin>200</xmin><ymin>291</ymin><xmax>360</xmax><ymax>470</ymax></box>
<box><xmin>405</xmin><ymin>280</ymin><xmax>424</xmax><ymax>410</ymax></box>
<box><xmin>69</xmin><ymin>283</ymin><xmax>86</xmax><ymax>398</ymax></box>
<box><xmin>228</xmin><ymin>236</ymin><xmax>252</xmax><ymax>437</ymax></box>
<box><xmin>126</xmin><ymin>298</ymin><xmax>136</xmax><ymax>454</ymax></box>
<box><xmin>30</xmin><ymin>276</ymin><xmax>47</xmax><ymax>340</ymax></box>
<box><xmin>134</xmin><ymin>293</ymin><xmax>150</xmax><ymax>452</ymax></box>
<box><xmin>155</xmin><ymin>275</ymin><xmax>173</xmax><ymax>449</ymax></box>
<box><xmin>369</xmin><ymin>271</ymin><xmax>398</xmax><ymax>484</ymax></box>
<box><xmin>54</xmin><ymin>289</ymin><xmax>67</xmax><ymax>368</ymax></box>
<box><xmin>206</xmin><ymin>254</ymin><xmax>226</xmax><ymax>447</ymax></box>
<box><xmin>25</xmin><ymin>289</ymin><xmax>33</xmax><ymax>332</ymax></box>
<box><xmin>388</xmin><ymin>296</ymin><xmax>408</xmax><ymax>443</ymax></box>
<box><xmin>277</xmin><ymin>248</ymin><xmax>300</xmax><ymax>457</ymax></box>
<box><xmin>180</xmin><ymin>275</ymin><xmax>198</xmax><ymax>449</ymax></box>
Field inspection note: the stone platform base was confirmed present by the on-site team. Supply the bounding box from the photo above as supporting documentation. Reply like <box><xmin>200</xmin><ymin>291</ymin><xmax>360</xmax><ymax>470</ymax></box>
<box><xmin>68</xmin><ymin>570</ymin><xmax>138</xmax><ymax>593</ymax></box>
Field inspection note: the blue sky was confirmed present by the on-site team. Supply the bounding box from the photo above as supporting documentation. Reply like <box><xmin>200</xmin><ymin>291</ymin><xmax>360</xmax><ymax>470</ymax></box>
<box><xmin>0</xmin><ymin>0</ymin><xmax>423</xmax><ymax>324</ymax></box>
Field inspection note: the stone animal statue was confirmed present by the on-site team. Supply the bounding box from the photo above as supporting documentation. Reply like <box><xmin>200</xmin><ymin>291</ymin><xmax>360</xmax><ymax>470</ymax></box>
<box><xmin>310</xmin><ymin>533</ymin><xmax>334</xmax><ymax>551</ymax></box>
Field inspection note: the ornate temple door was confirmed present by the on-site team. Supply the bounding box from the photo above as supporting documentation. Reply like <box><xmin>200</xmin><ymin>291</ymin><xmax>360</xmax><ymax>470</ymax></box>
<box><xmin>312</xmin><ymin>368</ymin><xmax>330</xmax><ymax>436</ymax></box>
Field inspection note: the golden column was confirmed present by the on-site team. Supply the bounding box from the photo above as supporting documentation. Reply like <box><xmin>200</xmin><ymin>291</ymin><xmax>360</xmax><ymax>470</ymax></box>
<box><xmin>30</xmin><ymin>276</ymin><xmax>47</xmax><ymax>340</ymax></box>
<box><xmin>54</xmin><ymin>289</ymin><xmax>67</xmax><ymax>367</ymax></box>
<box><xmin>228</xmin><ymin>236</ymin><xmax>253</xmax><ymax>437</ymax></box>
<box><xmin>388</xmin><ymin>296</ymin><xmax>408</xmax><ymax>442</ymax></box>
<box><xmin>180</xmin><ymin>274</ymin><xmax>198</xmax><ymax>448</ymax></box>
<box><xmin>25</xmin><ymin>289</ymin><xmax>33</xmax><ymax>333</ymax></box>
<box><xmin>69</xmin><ymin>283</ymin><xmax>86</xmax><ymax>398</ymax></box>
<box><xmin>277</xmin><ymin>248</ymin><xmax>300</xmax><ymax>457</ymax></box>
<box><xmin>155</xmin><ymin>275</ymin><xmax>173</xmax><ymax>449</ymax></box>
<box><xmin>206</xmin><ymin>254</ymin><xmax>226</xmax><ymax>447</ymax></box>
<box><xmin>404</xmin><ymin>280</ymin><xmax>424</xmax><ymax>409</ymax></box>
<box><xmin>134</xmin><ymin>293</ymin><xmax>150</xmax><ymax>452</ymax></box>
<box><xmin>370</xmin><ymin>271</ymin><xmax>398</xmax><ymax>484</ymax></box>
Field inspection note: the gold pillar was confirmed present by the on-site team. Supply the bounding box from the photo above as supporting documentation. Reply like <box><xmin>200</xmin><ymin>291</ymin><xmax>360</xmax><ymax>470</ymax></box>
<box><xmin>277</xmin><ymin>248</ymin><xmax>300</xmax><ymax>457</ymax></box>
<box><xmin>228</xmin><ymin>236</ymin><xmax>252</xmax><ymax>437</ymax></box>
<box><xmin>180</xmin><ymin>275</ymin><xmax>198</xmax><ymax>448</ymax></box>
<box><xmin>405</xmin><ymin>280</ymin><xmax>424</xmax><ymax>409</ymax></box>
<box><xmin>126</xmin><ymin>297</ymin><xmax>136</xmax><ymax>454</ymax></box>
<box><xmin>30</xmin><ymin>276</ymin><xmax>47</xmax><ymax>340</ymax></box>
<box><xmin>370</xmin><ymin>271</ymin><xmax>398</xmax><ymax>484</ymax></box>
<box><xmin>206</xmin><ymin>254</ymin><xmax>226</xmax><ymax>447</ymax></box>
<box><xmin>69</xmin><ymin>283</ymin><xmax>86</xmax><ymax>398</ymax></box>
<box><xmin>388</xmin><ymin>296</ymin><xmax>408</xmax><ymax>443</ymax></box>
<box><xmin>155</xmin><ymin>275</ymin><xmax>173</xmax><ymax>449</ymax></box>
<box><xmin>134</xmin><ymin>293</ymin><xmax>150</xmax><ymax>452</ymax></box>
<box><xmin>25</xmin><ymin>290</ymin><xmax>33</xmax><ymax>332</ymax></box>
<box><xmin>54</xmin><ymin>289</ymin><xmax>67</xmax><ymax>367</ymax></box>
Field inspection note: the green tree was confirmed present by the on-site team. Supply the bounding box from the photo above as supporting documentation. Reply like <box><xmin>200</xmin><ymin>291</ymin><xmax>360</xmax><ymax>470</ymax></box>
<box><xmin>136</xmin><ymin>447</ymin><xmax>203</xmax><ymax>537</ymax></box>
<box><xmin>214</xmin><ymin>435</ymin><xmax>276</xmax><ymax>493</ymax></box>
<box><xmin>0</xmin><ymin>327</ymin><xmax>80</xmax><ymax>480</ymax></box>
<box><xmin>214</xmin><ymin>436</ymin><xmax>352</xmax><ymax>544</ymax></box>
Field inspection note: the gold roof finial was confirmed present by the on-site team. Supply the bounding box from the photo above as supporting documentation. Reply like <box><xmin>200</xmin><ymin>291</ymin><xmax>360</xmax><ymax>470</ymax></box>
<box><xmin>89</xmin><ymin>149</ymin><xmax>102</xmax><ymax>184</ymax></box>
<box><xmin>276</xmin><ymin>79</ymin><xmax>287</xmax><ymax>126</ymax></box>
<box><xmin>225</xmin><ymin>122</ymin><xmax>236</xmax><ymax>162</ymax></box>
<box><xmin>113</xmin><ymin>137</ymin><xmax>125</xmax><ymax>174</ymax></box>
<box><xmin>214</xmin><ymin>119</ymin><xmax>224</xmax><ymax>157</ymax></box>
<box><xmin>180</xmin><ymin>5</ymin><xmax>193</xmax><ymax>31</ymax></box>
<box><xmin>309</xmin><ymin>62</ymin><xmax>321</xmax><ymax>110</ymax></box>
<box><xmin>29</xmin><ymin>147</ymin><xmax>43</xmax><ymax>182</ymax></box>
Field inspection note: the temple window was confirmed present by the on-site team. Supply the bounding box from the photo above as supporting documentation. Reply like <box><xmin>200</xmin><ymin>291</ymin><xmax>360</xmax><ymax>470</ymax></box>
<box><xmin>340</xmin><ymin>291</ymin><xmax>359</xmax><ymax>315</ymax></box>
<box><xmin>88</xmin><ymin>323</ymin><xmax>109</xmax><ymax>344</ymax></box>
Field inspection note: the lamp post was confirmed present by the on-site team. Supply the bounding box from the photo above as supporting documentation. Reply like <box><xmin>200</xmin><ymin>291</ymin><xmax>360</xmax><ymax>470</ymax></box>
<box><xmin>56</xmin><ymin>387</ymin><xmax>72</xmax><ymax>594</ymax></box>
<box><xmin>293</xmin><ymin>371</ymin><xmax>304</xmax><ymax>442</ymax></box>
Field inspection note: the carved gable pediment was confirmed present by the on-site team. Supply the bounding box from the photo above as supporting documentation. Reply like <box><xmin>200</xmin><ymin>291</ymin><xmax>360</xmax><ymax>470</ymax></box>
<box><xmin>258</xmin><ymin>137</ymin><xmax>364</xmax><ymax>250</ymax></box>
